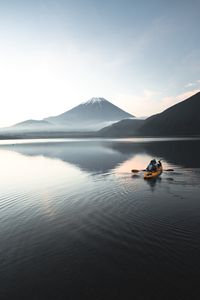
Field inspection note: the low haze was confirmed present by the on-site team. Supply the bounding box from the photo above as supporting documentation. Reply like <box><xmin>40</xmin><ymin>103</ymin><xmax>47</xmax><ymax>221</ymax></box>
<box><xmin>0</xmin><ymin>0</ymin><xmax>200</xmax><ymax>127</ymax></box>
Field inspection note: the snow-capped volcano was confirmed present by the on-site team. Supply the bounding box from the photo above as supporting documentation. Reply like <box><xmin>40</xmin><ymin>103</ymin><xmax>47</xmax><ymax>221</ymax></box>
<box><xmin>6</xmin><ymin>97</ymin><xmax>134</xmax><ymax>132</ymax></box>
<box><xmin>82</xmin><ymin>97</ymin><xmax>107</xmax><ymax>105</ymax></box>
<box><xmin>45</xmin><ymin>97</ymin><xmax>134</xmax><ymax>130</ymax></box>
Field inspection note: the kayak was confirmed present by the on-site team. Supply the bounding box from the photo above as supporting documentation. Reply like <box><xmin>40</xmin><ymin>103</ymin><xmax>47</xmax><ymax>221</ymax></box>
<box><xmin>144</xmin><ymin>166</ymin><xmax>163</xmax><ymax>180</ymax></box>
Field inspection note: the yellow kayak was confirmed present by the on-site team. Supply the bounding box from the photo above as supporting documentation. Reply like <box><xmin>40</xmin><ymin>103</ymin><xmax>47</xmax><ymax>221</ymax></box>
<box><xmin>144</xmin><ymin>166</ymin><xmax>163</xmax><ymax>180</ymax></box>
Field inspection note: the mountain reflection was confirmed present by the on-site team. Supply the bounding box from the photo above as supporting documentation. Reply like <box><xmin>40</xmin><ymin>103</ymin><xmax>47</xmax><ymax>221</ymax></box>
<box><xmin>0</xmin><ymin>141</ymin><xmax>132</xmax><ymax>174</ymax></box>
<box><xmin>1</xmin><ymin>138</ymin><xmax>200</xmax><ymax>174</ymax></box>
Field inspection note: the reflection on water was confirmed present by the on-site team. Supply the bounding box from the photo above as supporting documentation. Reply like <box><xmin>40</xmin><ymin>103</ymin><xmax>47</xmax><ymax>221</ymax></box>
<box><xmin>0</xmin><ymin>141</ymin><xmax>132</xmax><ymax>174</ymax></box>
<box><xmin>1</xmin><ymin>138</ymin><xmax>200</xmax><ymax>173</ymax></box>
<box><xmin>1</xmin><ymin>138</ymin><xmax>200</xmax><ymax>299</ymax></box>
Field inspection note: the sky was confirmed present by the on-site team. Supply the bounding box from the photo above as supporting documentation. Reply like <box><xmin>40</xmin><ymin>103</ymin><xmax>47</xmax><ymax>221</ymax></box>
<box><xmin>0</xmin><ymin>0</ymin><xmax>200</xmax><ymax>127</ymax></box>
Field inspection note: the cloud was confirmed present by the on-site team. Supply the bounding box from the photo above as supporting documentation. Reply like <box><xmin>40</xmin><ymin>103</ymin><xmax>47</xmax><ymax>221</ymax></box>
<box><xmin>185</xmin><ymin>82</ymin><xmax>196</xmax><ymax>88</ymax></box>
<box><xmin>185</xmin><ymin>79</ymin><xmax>200</xmax><ymax>88</ymax></box>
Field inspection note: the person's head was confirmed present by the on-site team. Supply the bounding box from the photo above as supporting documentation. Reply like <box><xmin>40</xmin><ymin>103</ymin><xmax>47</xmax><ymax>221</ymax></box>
<box><xmin>151</xmin><ymin>159</ymin><xmax>156</xmax><ymax>164</ymax></box>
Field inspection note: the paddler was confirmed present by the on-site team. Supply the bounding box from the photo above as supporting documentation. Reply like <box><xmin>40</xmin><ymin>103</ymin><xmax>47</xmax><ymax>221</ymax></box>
<box><xmin>146</xmin><ymin>159</ymin><xmax>157</xmax><ymax>172</ymax></box>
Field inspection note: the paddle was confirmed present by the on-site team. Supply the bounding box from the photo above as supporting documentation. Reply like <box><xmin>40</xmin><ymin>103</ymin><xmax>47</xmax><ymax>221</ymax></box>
<box><xmin>131</xmin><ymin>169</ymin><xmax>146</xmax><ymax>173</ymax></box>
<box><xmin>131</xmin><ymin>168</ymin><xmax>174</xmax><ymax>173</ymax></box>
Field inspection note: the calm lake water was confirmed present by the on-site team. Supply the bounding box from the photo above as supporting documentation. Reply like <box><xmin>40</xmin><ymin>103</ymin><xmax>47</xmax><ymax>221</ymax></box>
<box><xmin>1</xmin><ymin>138</ymin><xmax>200</xmax><ymax>299</ymax></box>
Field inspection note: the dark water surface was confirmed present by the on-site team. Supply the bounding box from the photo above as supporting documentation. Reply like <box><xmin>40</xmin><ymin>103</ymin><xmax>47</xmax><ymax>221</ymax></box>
<box><xmin>1</xmin><ymin>138</ymin><xmax>200</xmax><ymax>299</ymax></box>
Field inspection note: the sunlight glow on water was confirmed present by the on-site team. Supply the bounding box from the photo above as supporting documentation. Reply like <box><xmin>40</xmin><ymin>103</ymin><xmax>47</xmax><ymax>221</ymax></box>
<box><xmin>114</xmin><ymin>154</ymin><xmax>156</xmax><ymax>173</ymax></box>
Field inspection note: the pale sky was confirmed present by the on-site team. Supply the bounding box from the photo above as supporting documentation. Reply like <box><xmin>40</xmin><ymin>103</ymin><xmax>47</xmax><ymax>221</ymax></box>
<box><xmin>0</xmin><ymin>0</ymin><xmax>200</xmax><ymax>127</ymax></box>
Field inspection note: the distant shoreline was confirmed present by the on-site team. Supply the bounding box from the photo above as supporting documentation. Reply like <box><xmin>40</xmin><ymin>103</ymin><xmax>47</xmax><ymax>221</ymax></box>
<box><xmin>0</xmin><ymin>131</ymin><xmax>200</xmax><ymax>141</ymax></box>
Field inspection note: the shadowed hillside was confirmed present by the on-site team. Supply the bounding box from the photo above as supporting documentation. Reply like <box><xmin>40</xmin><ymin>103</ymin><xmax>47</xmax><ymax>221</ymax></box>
<box><xmin>139</xmin><ymin>92</ymin><xmax>200</xmax><ymax>136</ymax></box>
<box><xmin>99</xmin><ymin>92</ymin><xmax>200</xmax><ymax>137</ymax></box>
<box><xmin>98</xmin><ymin>119</ymin><xmax>144</xmax><ymax>137</ymax></box>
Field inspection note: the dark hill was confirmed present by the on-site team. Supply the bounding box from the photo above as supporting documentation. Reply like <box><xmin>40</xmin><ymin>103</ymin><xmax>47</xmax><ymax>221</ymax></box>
<box><xmin>139</xmin><ymin>91</ymin><xmax>200</xmax><ymax>136</ymax></box>
<box><xmin>99</xmin><ymin>118</ymin><xmax>144</xmax><ymax>137</ymax></box>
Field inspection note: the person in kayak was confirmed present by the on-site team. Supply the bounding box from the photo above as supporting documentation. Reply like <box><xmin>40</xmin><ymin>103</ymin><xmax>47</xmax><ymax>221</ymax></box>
<box><xmin>144</xmin><ymin>160</ymin><xmax>163</xmax><ymax>179</ymax></box>
<box><xmin>157</xmin><ymin>160</ymin><xmax>162</xmax><ymax>167</ymax></box>
<box><xmin>146</xmin><ymin>159</ymin><xmax>158</xmax><ymax>172</ymax></box>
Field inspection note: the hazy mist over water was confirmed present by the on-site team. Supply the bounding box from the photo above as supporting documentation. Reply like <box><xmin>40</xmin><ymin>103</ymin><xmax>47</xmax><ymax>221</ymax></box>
<box><xmin>1</xmin><ymin>138</ymin><xmax>200</xmax><ymax>299</ymax></box>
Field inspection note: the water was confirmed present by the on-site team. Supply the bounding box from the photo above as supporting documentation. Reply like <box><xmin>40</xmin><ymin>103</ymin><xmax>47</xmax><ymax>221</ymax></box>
<box><xmin>1</xmin><ymin>138</ymin><xmax>200</xmax><ymax>299</ymax></box>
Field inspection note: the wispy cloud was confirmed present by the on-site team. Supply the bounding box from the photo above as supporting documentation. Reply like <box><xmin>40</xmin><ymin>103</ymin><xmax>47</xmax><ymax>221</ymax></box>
<box><xmin>185</xmin><ymin>82</ymin><xmax>196</xmax><ymax>88</ymax></box>
<box><xmin>185</xmin><ymin>79</ymin><xmax>200</xmax><ymax>88</ymax></box>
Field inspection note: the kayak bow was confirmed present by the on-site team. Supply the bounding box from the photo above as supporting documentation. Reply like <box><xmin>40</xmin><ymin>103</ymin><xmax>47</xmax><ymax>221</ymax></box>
<box><xmin>143</xmin><ymin>166</ymin><xmax>163</xmax><ymax>180</ymax></box>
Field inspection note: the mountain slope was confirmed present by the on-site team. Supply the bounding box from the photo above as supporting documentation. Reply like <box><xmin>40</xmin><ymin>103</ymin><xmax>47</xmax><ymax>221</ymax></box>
<box><xmin>45</xmin><ymin>97</ymin><xmax>134</xmax><ymax>130</ymax></box>
<box><xmin>139</xmin><ymin>91</ymin><xmax>200</xmax><ymax>136</ymax></box>
<box><xmin>99</xmin><ymin>118</ymin><xmax>145</xmax><ymax>137</ymax></box>
<box><xmin>14</xmin><ymin>119</ymin><xmax>52</xmax><ymax>128</ymax></box>
<box><xmin>2</xmin><ymin>119</ymin><xmax>53</xmax><ymax>132</ymax></box>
